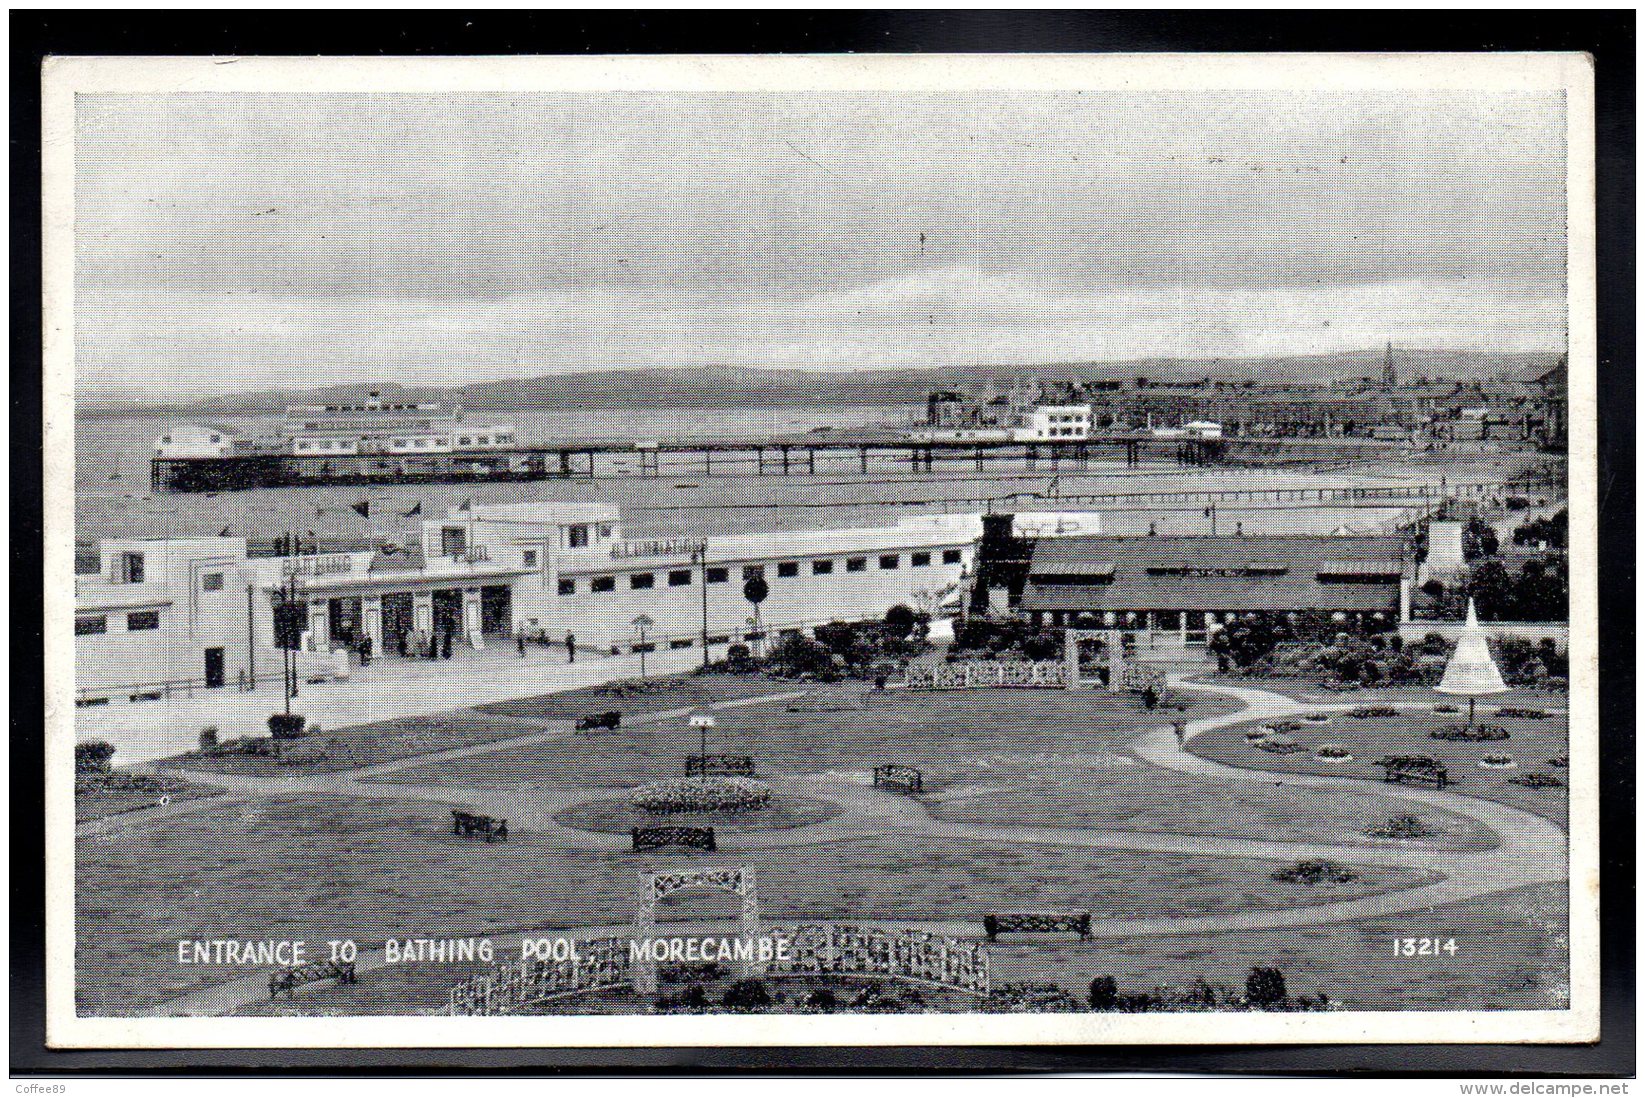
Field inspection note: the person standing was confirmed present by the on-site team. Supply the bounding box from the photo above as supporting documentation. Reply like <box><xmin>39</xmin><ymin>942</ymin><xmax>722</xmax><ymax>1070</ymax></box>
<box><xmin>565</xmin><ymin>632</ymin><xmax>576</xmax><ymax>664</ymax></box>
<box><xmin>517</xmin><ymin>632</ymin><xmax>526</xmax><ymax>657</ymax></box>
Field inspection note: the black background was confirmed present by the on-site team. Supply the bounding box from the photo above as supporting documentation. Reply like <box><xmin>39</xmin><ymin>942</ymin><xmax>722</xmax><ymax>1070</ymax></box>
<box><xmin>10</xmin><ymin>8</ymin><xmax>1635</xmax><ymax>1079</ymax></box>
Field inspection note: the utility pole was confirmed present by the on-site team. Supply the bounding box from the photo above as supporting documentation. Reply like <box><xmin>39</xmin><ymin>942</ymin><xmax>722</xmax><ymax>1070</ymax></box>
<box><xmin>693</xmin><ymin>539</ymin><xmax>710</xmax><ymax>668</ymax></box>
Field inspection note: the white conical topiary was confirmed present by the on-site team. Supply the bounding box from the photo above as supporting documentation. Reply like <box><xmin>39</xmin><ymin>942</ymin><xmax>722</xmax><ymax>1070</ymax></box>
<box><xmin>1436</xmin><ymin>598</ymin><xmax>1509</xmax><ymax>698</ymax></box>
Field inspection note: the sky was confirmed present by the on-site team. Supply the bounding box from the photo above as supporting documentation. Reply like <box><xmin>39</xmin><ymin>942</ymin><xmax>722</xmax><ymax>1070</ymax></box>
<box><xmin>74</xmin><ymin>90</ymin><xmax>1569</xmax><ymax>398</ymax></box>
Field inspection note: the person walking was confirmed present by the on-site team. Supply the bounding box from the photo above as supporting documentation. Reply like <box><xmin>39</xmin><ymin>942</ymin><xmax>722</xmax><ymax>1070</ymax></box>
<box><xmin>517</xmin><ymin>632</ymin><xmax>526</xmax><ymax>657</ymax></box>
<box><xmin>1172</xmin><ymin>719</ymin><xmax>1187</xmax><ymax>750</ymax></box>
<box><xmin>565</xmin><ymin>632</ymin><xmax>576</xmax><ymax>664</ymax></box>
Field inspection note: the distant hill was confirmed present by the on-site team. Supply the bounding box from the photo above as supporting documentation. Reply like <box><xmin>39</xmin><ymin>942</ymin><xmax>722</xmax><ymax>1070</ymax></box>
<box><xmin>79</xmin><ymin>349</ymin><xmax>1564</xmax><ymax>416</ymax></box>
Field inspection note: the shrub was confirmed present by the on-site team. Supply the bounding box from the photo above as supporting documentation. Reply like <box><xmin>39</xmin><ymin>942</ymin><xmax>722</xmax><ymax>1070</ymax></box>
<box><xmin>725</xmin><ymin>644</ymin><xmax>757</xmax><ymax>673</ymax></box>
<box><xmin>659</xmin><ymin>962</ymin><xmax>725</xmax><ymax>984</ymax></box>
<box><xmin>721</xmin><ymin>978</ymin><xmax>772</xmax><ymax>1010</ymax></box>
<box><xmin>1547</xmin><ymin>755</ymin><xmax>1568</xmax><ymax>769</ymax></box>
<box><xmin>1430</xmin><ymin>723</ymin><xmax>1509</xmax><ymax>742</ymax></box>
<box><xmin>1510</xmin><ymin>772</ymin><xmax>1564</xmax><ymax>789</ymax></box>
<box><xmin>678</xmin><ymin>983</ymin><xmax>709</xmax><ymax>1010</ymax></box>
<box><xmin>883</xmin><ymin>604</ymin><xmax>918</xmax><ymax>638</ymax></box>
<box><xmin>1246</xmin><ymin>967</ymin><xmax>1288</xmax><ymax>1007</ymax></box>
<box><xmin>1364</xmin><ymin>815</ymin><xmax>1436</xmax><ymax>840</ymax></box>
<box><xmin>198</xmin><ymin>726</ymin><xmax>220</xmax><ymax>751</ymax></box>
<box><xmin>1272</xmin><ymin>860</ymin><xmax>1359</xmax><ymax>884</ymax></box>
<box><xmin>75</xmin><ymin>740</ymin><xmax>116</xmax><ymax>775</ymax></box>
<box><xmin>986</xmin><ymin>982</ymin><xmax>1084</xmax><ymax>1013</ymax></box>
<box><xmin>1089</xmin><ymin>975</ymin><xmax>1119</xmax><ymax>1011</ymax></box>
<box><xmin>803</xmin><ymin>987</ymin><xmax>837</xmax><ymax>1012</ymax></box>
<box><xmin>1315</xmin><ymin>744</ymin><xmax>1352</xmax><ymax>760</ymax></box>
<box><xmin>629</xmin><ymin>776</ymin><xmax>772</xmax><ymax>814</ymax></box>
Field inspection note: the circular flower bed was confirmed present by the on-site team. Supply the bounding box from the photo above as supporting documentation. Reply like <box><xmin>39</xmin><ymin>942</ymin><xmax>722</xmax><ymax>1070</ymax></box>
<box><xmin>1350</xmin><ymin>705</ymin><xmax>1399</xmax><ymax>719</ymax></box>
<box><xmin>1315</xmin><ymin>744</ymin><xmax>1353</xmax><ymax>761</ymax></box>
<box><xmin>1478</xmin><ymin>754</ymin><xmax>1517</xmax><ymax>770</ymax></box>
<box><xmin>629</xmin><ymin>776</ymin><xmax>773</xmax><ymax>814</ymax></box>
<box><xmin>1272</xmin><ymin>859</ymin><xmax>1359</xmax><ymax>884</ymax></box>
<box><xmin>1430</xmin><ymin>723</ymin><xmax>1510</xmax><ymax>742</ymax></box>
<box><xmin>1243</xmin><ymin>728</ymin><xmax>1272</xmax><ymax>743</ymax></box>
<box><xmin>1364</xmin><ymin>814</ymin><xmax>1436</xmax><ymax>840</ymax></box>
<box><xmin>1257</xmin><ymin>734</ymin><xmax>1304</xmax><ymax>755</ymax></box>
<box><xmin>1510</xmin><ymin>772</ymin><xmax>1563</xmax><ymax>789</ymax></box>
<box><xmin>1303</xmin><ymin>713</ymin><xmax>1332</xmax><ymax>724</ymax></box>
<box><xmin>1263</xmin><ymin>720</ymin><xmax>1303</xmax><ymax>735</ymax></box>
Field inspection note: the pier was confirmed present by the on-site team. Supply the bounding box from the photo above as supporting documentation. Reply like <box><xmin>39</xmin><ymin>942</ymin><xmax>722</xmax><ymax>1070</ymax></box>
<box><xmin>148</xmin><ymin>435</ymin><xmax>1428</xmax><ymax>493</ymax></box>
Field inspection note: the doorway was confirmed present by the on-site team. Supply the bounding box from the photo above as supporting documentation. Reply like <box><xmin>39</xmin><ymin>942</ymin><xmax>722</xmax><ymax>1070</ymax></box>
<box><xmin>204</xmin><ymin>647</ymin><xmax>225</xmax><ymax>689</ymax></box>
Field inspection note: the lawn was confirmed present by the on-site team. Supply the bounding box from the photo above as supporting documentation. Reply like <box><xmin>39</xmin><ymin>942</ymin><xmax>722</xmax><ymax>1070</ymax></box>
<box><xmin>76</xmin><ymin>793</ymin><xmax>1431</xmax><ymax>1016</ymax></box>
<box><xmin>1190</xmin><ymin>709</ymin><xmax>1569</xmax><ymax>825</ymax></box>
<box><xmin>983</xmin><ymin>881</ymin><xmax>1568</xmax><ymax>1012</ymax></box>
<box><xmin>376</xmin><ymin>688</ymin><xmax>1239</xmax><ymax>792</ymax></box>
<box><xmin>474</xmin><ymin>672</ymin><xmax>818</xmax><ymax>722</ymax></box>
<box><xmin>930</xmin><ymin>777</ymin><xmax>1494</xmax><ymax>851</ymax></box>
<box><xmin>75</xmin><ymin>779</ymin><xmax>222</xmax><ymax>824</ymax></box>
<box><xmin>155</xmin><ymin>711</ymin><xmax>547</xmax><ymax>776</ymax></box>
<box><xmin>231</xmin><ymin>878</ymin><xmax>1566</xmax><ymax>1017</ymax></box>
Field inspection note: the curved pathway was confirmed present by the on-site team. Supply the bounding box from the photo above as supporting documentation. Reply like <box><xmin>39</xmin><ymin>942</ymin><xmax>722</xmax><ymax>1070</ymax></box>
<box><xmin>117</xmin><ymin>677</ymin><xmax>1566</xmax><ymax>1016</ymax></box>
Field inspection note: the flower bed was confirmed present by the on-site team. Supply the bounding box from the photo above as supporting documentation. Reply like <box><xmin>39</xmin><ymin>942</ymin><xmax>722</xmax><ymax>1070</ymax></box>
<box><xmin>1363</xmin><ymin>815</ymin><xmax>1436</xmax><ymax>840</ymax></box>
<box><xmin>1302</xmin><ymin>713</ymin><xmax>1332</xmax><ymax>724</ymax></box>
<box><xmin>1350</xmin><ymin>706</ymin><xmax>1399</xmax><ymax>719</ymax></box>
<box><xmin>1272</xmin><ymin>859</ymin><xmax>1359</xmax><ymax>884</ymax></box>
<box><xmin>1434</xmin><ymin>704</ymin><xmax>1460</xmax><ymax>714</ymax></box>
<box><xmin>1314</xmin><ymin>744</ymin><xmax>1353</xmax><ymax>761</ymax></box>
<box><xmin>1494</xmin><ymin>707</ymin><xmax>1548</xmax><ymax>720</ymax></box>
<box><xmin>1257</xmin><ymin>735</ymin><xmax>1304</xmax><ymax>755</ymax></box>
<box><xmin>1429</xmin><ymin>724</ymin><xmax>1509</xmax><ymax>742</ymax></box>
<box><xmin>1510</xmin><ymin>772</ymin><xmax>1563</xmax><ymax>789</ymax></box>
<box><xmin>1546</xmin><ymin>755</ymin><xmax>1568</xmax><ymax>769</ymax></box>
<box><xmin>1243</xmin><ymin>729</ymin><xmax>1272</xmax><ymax>743</ymax></box>
<box><xmin>1478</xmin><ymin>754</ymin><xmax>1517</xmax><ymax>770</ymax></box>
<box><xmin>1263</xmin><ymin>720</ymin><xmax>1303</xmax><ymax>735</ymax></box>
<box><xmin>629</xmin><ymin>776</ymin><xmax>773</xmax><ymax>814</ymax></box>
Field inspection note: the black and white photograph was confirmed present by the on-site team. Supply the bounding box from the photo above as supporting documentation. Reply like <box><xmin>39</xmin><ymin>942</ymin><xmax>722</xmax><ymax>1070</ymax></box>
<box><xmin>35</xmin><ymin>47</ymin><xmax>1605</xmax><ymax>1056</ymax></box>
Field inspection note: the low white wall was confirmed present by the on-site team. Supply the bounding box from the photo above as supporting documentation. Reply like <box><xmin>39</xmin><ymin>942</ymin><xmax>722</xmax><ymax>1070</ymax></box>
<box><xmin>1399</xmin><ymin>620</ymin><xmax>1568</xmax><ymax>649</ymax></box>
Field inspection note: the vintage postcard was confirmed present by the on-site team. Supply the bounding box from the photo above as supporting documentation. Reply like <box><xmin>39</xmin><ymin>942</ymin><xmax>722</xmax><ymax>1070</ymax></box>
<box><xmin>43</xmin><ymin>52</ymin><xmax>1598</xmax><ymax>1049</ymax></box>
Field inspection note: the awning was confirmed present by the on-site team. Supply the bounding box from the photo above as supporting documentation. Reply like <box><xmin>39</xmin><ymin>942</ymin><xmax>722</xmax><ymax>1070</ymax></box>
<box><xmin>1031</xmin><ymin>561</ymin><xmax>1116</xmax><ymax>578</ymax></box>
<box><xmin>1317</xmin><ymin>560</ymin><xmax>1404</xmax><ymax>576</ymax></box>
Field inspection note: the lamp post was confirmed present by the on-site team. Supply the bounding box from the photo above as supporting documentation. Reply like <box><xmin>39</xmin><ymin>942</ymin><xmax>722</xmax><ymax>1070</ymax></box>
<box><xmin>631</xmin><ymin>614</ymin><xmax>654</xmax><ymax>679</ymax></box>
<box><xmin>691</xmin><ymin>711</ymin><xmax>717</xmax><ymax>764</ymax></box>
<box><xmin>691</xmin><ymin>540</ymin><xmax>710</xmax><ymax>668</ymax></box>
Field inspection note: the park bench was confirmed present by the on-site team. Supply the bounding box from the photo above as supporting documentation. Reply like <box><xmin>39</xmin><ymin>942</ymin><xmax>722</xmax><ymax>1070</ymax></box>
<box><xmin>631</xmin><ymin>825</ymin><xmax>716</xmax><ymax>853</ymax></box>
<box><xmin>1376</xmin><ymin>756</ymin><xmax>1451</xmax><ymax>789</ymax></box>
<box><xmin>268</xmin><ymin>960</ymin><xmax>357</xmax><ymax>999</ymax></box>
<box><xmin>982</xmin><ymin>911</ymin><xmax>1093</xmax><ymax>942</ymax></box>
<box><xmin>576</xmin><ymin>711</ymin><xmax>622</xmax><ymax>733</ymax></box>
<box><xmin>451</xmin><ymin>809</ymin><xmax>509</xmax><ymax>842</ymax></box>
<box><xmin>872</xmin><ymin>765</ymin><xmax>924</xmax><ymax>795</ymax></box>
<box><xmin>685</xmin><ymin>754</ymin><xmax>756</xmax><ymax>777</ymax></box>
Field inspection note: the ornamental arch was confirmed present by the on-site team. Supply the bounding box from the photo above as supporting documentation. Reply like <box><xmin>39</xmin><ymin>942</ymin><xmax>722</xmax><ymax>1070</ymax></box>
<box><xmin>632</xmin><ymin>866</ymin><xmax>760</xmax><ymax>994</ymax></box>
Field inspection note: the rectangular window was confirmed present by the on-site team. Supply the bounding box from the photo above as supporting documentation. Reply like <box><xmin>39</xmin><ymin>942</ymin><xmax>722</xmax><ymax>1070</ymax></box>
<box><xmin>630</xmin><ymin>572</ymin><xmax>655</xmax><ymax>590</ymax></box>
<box><xmin>522</xmin><ymin>550</ymin><xmax>538</xmax><ymax>567</ymax></box>
<box><xmin>743</xmin><ymin>630</ymin><xmax>766</xmax><ymax>642</ymax></box>
<box><xmin>440</xmin><ymin>527</ymin><xmax>467</xmax><ymax>556</ymax></box>
<box><xmin>911</xmin><ymin>552</ymin><xmax>931</xmax><ymax>567</ymax></box>
<box><xmin>590</xmin><ymin>575</ymin><xmax>615</xmax><ymax>593</ymax></box>
<box><xmin>742</xmin><ymin>564</ymin><xmax>765</xmax><ymax>582</ymax></box>
<box><xmin>812</xmin><ymin>559</ymin><xmax>834</xmax><ymax>575</ymax></box>
<box><xmin>706</xmin><ymin>566</ymin><xmax>729</xmax><ymax>584</ymax></box>
<box><xmin>567</xmin><ymin>524</ymin><xmax>589</xmax><ymax>548</ymax></box>
<box><xmin>201</xmin><ymin>571</ymin><xmax>224</xmax><ymax>592</ymax></box>
<box><xmin>75</xmin><ymin>615</ymin><xmax>108</xmax><ymax>636</ymax></box>
<box><xmin>777</xmin><ymin>561</ymin><xmax>799</xmax><ymax>578</ymax></box>
<box><xmin>597</xmin><ymin>523</ymin><xmax>613</xmax><ymax>538</ymax></box>
<box><xmin>669</xmin><ymin>638</ymin><xmax>694</xmax><ymax>649</ymax></box>
<box><xmin>558</xmin><ymin>578</ymin><xmax>576</xmax><ymax>596</ymax></box>
<box><xmin>120</xmin><ymin>552</ymin><xmax>145</xmax><ymax>584</ymax></box>
<box><xmin>879</xmin><ymin>554</ymin><xmax>900</xmax><ymax>570</ymax></box>
<box><xmin>706</xmin><ymin>634</ymin><xmax>731</xmax><ymax>645</ymax></box>
<box><xmin>668</xmin><ymin>569</ymin><xmax>693</xmax><ymax>586</ymax></box>
<box><xmin>846</xmin><ymin>557</ymin><xmax>867</xmax><ymax>573</ymax></box>
<box><xmin>942</xmin><ymin>549</ymin><xmax>963</xmax><ymax>565</ymax></box>
<box><xmin>127</xmin><ymin>610</ymin><xmax>161</xmax><ymax>631</ymax></box>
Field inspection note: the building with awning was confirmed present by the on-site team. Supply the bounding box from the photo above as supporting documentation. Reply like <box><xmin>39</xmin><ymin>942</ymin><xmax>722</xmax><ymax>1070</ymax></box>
<box><xmin>1018</xmin><ymin>533</ymin><xmax>1412</xmax><ymax>646</ymax></box>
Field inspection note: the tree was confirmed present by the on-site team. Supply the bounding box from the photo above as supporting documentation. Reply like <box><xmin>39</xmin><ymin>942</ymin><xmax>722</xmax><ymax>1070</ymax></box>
<box><xmin>884</xmin><ymin>603</ymin><xmax>917</xmax><ymax>638</ymax></box>
<box><xmin>1088</xmin><ymin>976</ymin><xmax>1119</xmax><ymax>1011</ymax></box>
<box><xmin>721</xmin><ymin>978</ymin><xmax>772</xmax><ymax>1009</ymax></box>
<box><xmin>1463</xmin><ymin>516</ymin><xmax>1499</xmax><ymax>560</ymax></box>
<box><xmin>75</xmin><ymin>740</ymin><xmax>116</xmax><ymax>774</ymax></box>
<box><xmin>1245</xmin><ymin>966</ymin><xmax>1288</xmax><ymax>1007</ymax></box>
<box><xmin>1467</xmin><ymin>559</ymin><xmax>1514</xmax><ymax>620</ymax></box>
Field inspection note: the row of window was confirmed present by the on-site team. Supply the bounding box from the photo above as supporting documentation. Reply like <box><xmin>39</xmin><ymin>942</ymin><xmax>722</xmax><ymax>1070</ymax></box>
<box><xmin>557</xmin><ymin>549</ymin><xmax>964</xmax><ymax>596</ymax></box>
<box><xmin>76</xmin><ymin>610</ymin><xmax>160</xmax><ymax>635</ymax></box>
